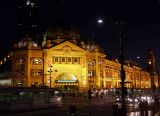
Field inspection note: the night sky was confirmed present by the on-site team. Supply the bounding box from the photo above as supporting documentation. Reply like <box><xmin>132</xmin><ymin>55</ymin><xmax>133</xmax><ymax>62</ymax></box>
<box><xmin>0</xmin><ymin>0</ymin><xmax>160</xmax><ymax>67</ymax></box>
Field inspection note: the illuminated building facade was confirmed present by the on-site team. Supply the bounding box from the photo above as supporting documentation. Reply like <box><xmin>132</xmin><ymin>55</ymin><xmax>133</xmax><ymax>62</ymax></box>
<box><xmin>0</xmin><ymin>0</ymin><xmax>159</xmax><ymax>93</ymax></box>
<box><xmin>5</xmin><ymin>24</ymin><xmax>157</xmax><ymax>92</ymax></box>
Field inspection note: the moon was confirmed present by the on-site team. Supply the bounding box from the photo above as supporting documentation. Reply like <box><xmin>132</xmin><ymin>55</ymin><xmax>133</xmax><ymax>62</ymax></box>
<box><xmin>97</xmin><ymin>19</ymin><xmax>103</xmax><ymax>24</ymax></box>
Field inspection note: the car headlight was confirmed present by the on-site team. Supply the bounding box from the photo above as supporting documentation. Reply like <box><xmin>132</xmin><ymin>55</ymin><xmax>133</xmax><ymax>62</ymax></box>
<box><xmin>57</xmin><ymin>97</ymin><xmax>62</xmax><ymax>101</ymax></box>
<box><xmin>135</xmin><ymin>99</ymin><xmax>138</xmax><ymax>102</ymax></box>
<box><xmin>129</xmin><ymin>99</ymin><xmax>132</xmax><ymax>102</ymax></box>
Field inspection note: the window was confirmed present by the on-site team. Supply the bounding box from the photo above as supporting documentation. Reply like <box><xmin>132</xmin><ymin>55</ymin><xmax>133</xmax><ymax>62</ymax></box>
<box><xmin>105</xmin><ymin>70</ymin><xmax>112</xmax><ymax>77</ymax></box>
<box><xmin>15</xmin><ymin>58</ymin><xmax>25</xmax><ymax>74</ymax></box>
<box><xmin>88</xmin><ymin>61</ymin><xmax>95</xmax><ymax>77</ymax></box>
<box><xmin>32</xmin><ymin>59</ymin><xmax>42</xmax><ymax>65</ymax></box>
<box><xmin>88</xmin><ymin>61</ymin><xmax>94</xmax><ymax>66</ymax></box>
<box><xmin>62</xmin><ymin>57</ymin><xmax>65</xmax><ymax>62</ymax></box>
<box><xmin>88</xmin><ymin>70</ymin><xmax>95</xmax><ymax>77</ymax></box>
<box><xmin>74</xmin><ymin>57</ymin><xmax>78</xmax><ymax>62</ymax></box>
<box><xmin>68</xmin><ymin>57</ymin><xmax>71</xmax><ymax>62</ymax></box>
<box><xmin>72</xmin><ymin>57</ymin><xmax>80</xmax><ymax>64</ymax></box>
<box><xmin>31</xmin><ymin>69</ymin><xmax>42</xmax><ymax>77</ymax></box>
<box><xmin>52</xmin><ymin>56</ymin><xmax>80</xmax><ymax>64</ymax></box>
<box><xmin>55</xmin><ymin>57</ymin><xmax>58</xmax><ymax>62</ymax></box>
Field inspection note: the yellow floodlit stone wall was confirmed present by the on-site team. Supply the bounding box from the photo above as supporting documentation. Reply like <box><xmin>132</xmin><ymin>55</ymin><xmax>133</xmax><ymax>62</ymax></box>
<box><xmin>11</xmin><ymin>41</ymin><xmax>159</xmax><ymax>92</ymax></box>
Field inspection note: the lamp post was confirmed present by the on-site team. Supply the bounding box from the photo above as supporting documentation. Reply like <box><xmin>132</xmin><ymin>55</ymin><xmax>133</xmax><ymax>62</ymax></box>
<box><xmin>147</xmin><ymin>49</ymin><xmax>156</xmax><ymax>96</ymax></box>
<box><xmin>136</xmin><ymin>56</ymin><xmax>146</xmax><ymax>91</ymax></box>
<box><xmin>116</xmin><ymin>21</ymin><xmax>126</xmax><ymax>115</ymax></box>
<box><xmin>48</xmin><ymin>65</ymin><xmax>53</xmax><ymax>88</ymax></box>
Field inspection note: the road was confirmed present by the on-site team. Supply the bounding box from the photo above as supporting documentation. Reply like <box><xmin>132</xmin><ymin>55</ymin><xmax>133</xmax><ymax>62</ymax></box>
<box><xmin>1</xmin><ymin>95</ymin><xmax>160</xmax><ymax>116</ymax></box>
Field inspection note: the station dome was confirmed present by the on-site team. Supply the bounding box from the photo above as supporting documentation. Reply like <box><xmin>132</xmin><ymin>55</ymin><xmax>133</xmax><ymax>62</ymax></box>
<box><xmin>43</xmin><ymin>18</ymin><xmax>84</xmax><ymax>47</ymax></box>
<box><xmin>46</xmin><ymin>25</ymin><xmax>80</xmax><ymax>40</ymax></box>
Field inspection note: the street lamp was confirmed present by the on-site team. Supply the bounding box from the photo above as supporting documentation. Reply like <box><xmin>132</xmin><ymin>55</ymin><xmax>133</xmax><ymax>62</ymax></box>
<box><xmin>116</xmin><ymin>21</ymin><xmax>126</xmax><ymax>115</ymax></box>
<box><xmin>147</xmin><ymin>49</ymin><xmax>156</xmax><ymax>96</ymax></box>
<box><xmin>48</xmin><ymin>65</ymin><xmax>53</xmax><ymax>88</ymax></box>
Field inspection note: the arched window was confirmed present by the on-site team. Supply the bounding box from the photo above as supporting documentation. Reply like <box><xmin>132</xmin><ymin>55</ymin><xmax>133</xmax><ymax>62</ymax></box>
<box><xmin>15</xmin><ymin>58</ymin><xmax>25</xmax><ymax>74</ymax></box>
<box><xmin>31</xmin><ymin>58</ymin><xmax>43</xmax><ymax>77</ymax></box>
<box><xmin>88</xmin><ymin>61</ymin><xmax>94</xmax><ymax>66</ymax></box>
<box><xmin>88</xmin><ymin>60</ymin><xmax>95</xmax><ymax>77</ymax></box>
<box><xmin>32</xmin><ymin>58</ymin><xmax>42</xmax><ymax>65</ymax></box>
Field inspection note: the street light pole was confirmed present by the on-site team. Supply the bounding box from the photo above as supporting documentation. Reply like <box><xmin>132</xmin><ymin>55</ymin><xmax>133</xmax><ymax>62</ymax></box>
<box><xmin>116</xmin><ymin>21</ymin><xmax>126</xmax><ymax>115</ymax></box>
<box><xmin>48</xmin><ymin>65</ymin><xmax>53</xmax><ymax>88</ymax></box>
<box><xmin>147</xmin><ymin>49</ymin><xmax>156</xmax><ymax>96</ymax></box>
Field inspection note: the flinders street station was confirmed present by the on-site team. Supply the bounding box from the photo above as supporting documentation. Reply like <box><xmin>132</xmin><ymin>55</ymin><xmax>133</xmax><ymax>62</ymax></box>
<box><xmin>0</xmin><ymin>0</ymin><xmax>159</xmax><ymax>94</ymax></box>
<box><xmin>0</xmin><ymin>26</ymin><xmax>159</xmax><ymax>93</ymax></box>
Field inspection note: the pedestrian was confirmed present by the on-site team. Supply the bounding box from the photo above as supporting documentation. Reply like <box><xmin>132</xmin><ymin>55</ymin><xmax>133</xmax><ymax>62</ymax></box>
<box><xmin>144</xmin><ymin>100</ymin><xmax>148</xmax><ymax>116</ymax></box>
<box><xmin>100</xmin><ymin>91</ymin><xmax>103</xmax><ymax>98</ymax></box>
<box><xmin>152</xmin><ymin>96</ymin><xmax>159</xmax><ymax>116</ymax></box>
<box><xmin>139</xmin><ymin>100</ymin><xmax>145</xmax><ymax>116</ymax></box>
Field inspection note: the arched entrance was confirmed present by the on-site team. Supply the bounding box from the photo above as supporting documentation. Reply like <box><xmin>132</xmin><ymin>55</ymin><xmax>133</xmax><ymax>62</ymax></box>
<box><xmin>54</xmin><ymin>72</ymin><xmax>79</xmax><ymax>93</ymax></box>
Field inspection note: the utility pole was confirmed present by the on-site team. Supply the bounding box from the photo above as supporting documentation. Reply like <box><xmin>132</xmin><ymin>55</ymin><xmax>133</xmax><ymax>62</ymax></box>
<box><xmin>116</xmin><ymin>21</ymin><xmax>126</xmax><ymax>115</ymax></box>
